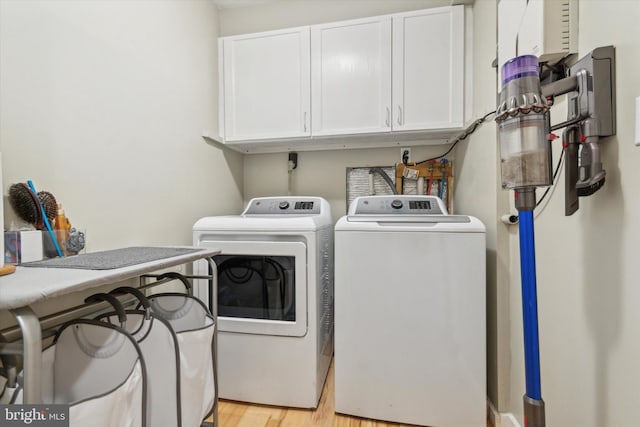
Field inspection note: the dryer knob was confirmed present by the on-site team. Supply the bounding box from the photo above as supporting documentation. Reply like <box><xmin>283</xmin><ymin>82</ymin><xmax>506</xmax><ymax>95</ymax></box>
<box><xmin>391</xmin><ymin>199</ymin><xmax>403</xmax><ymax>209</ymax></box>
<box><xmin>279</xmin><ymin>201</ymin><xmax>290</xmax><ymax>210</ymax></box>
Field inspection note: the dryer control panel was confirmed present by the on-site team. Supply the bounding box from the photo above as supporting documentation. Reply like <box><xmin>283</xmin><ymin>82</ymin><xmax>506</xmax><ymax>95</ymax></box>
<box><xmin>243</xmin><ymin>197</ymin><xmax>322</xmax><ymax>215</ymax></box>
<box><xmin>350</xmin><ymin>195</ymin><xmax>448</xmax><ymax>215</ymax></box>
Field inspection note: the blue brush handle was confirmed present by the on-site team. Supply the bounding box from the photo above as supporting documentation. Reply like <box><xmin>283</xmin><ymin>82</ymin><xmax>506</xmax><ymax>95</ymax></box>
<box><xmin>26</xmin><ymin>180</ymin><xmax>63</xmax><ymax>258</ymax></box>
<box><xmin>439</xmin><ymin>159</ymin><xmax>448</xmax><ymax>199</ymax></box>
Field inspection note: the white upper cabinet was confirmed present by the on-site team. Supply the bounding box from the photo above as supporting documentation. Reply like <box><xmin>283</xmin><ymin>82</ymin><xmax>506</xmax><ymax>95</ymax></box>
<box><xmin>392</xmin><ymin>6</ymin><xmax>464</xmax><ymax>131</ymax></box>
<box><xmin>220</xmin><ymin>27</ymin><xmax>311</xmax><ymax>142</ymax></box>
<box><xmin>217</xmin><ymin>6</ymin><xmax>466</xmax><ymax>151</ymax></box>
<box><xmin>311</xmin><ymin>16</ymin><xmax>392</xmax><ymax>136</ymax></box>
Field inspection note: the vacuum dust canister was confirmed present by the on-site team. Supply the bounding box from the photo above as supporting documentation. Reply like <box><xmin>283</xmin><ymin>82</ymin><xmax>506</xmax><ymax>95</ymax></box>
<box><xmin>496</xmin><ymin>55</ymin><xmax>553</xmax><ymax>190</ymax></box>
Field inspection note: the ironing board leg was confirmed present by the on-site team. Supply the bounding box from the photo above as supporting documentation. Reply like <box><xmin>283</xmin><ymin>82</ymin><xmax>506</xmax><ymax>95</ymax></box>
<box><xmin>10</xmin><ymin>306</ymin><xmax>42</xmax><ymax>404</ymax></box>
<box><xmin>205</xmin><ymin>257</ymin><xmax>219</xmax><ymax>427</ymax></box>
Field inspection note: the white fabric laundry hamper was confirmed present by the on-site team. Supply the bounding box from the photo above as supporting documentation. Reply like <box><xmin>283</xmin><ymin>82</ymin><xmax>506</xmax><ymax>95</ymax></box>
<box><xmin>2</xmin><ymin>314</ymin><xmax>148</xmax><ymax>427</ymax></box>
<box><xmin>51</xmin><ymin>294</ymin><xmax>148</xmax><ymax>427</ymax></box>
<box><xmin>146</xmin><ymin>273</ymin><xmax>216</xmax><ymax>427</ymax></box>
<box><xmin>93</xmin><ymin>288</ymin><xmax>182</xmax><ymax>427</ymax></box>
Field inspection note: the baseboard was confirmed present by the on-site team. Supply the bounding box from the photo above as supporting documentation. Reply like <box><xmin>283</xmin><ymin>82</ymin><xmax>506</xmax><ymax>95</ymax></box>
<box><xmin>487</xmin><ymin>400</ymin><xmax>522</xmax><ymax>427</ymax></box>
<box><xmin>500</xmin><ymin>413</ymin><xmax>522</xmax><ymax>427</ymax></box>
<box><xmin>487</xmin><ymin>400</ymin><xmax>499</xmax><ymax>427</ymax></box>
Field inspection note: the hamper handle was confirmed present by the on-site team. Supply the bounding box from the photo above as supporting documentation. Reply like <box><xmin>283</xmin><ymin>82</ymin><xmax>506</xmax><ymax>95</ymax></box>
<box><xmin>109</xmin><ymin>286</ymin><xmax>151</xmax><ymax>309</ymax></box>
<box><xmin>156</xmin><ymin>272</ymin><xmax>192</xmax><ymax>294</ymax></box>
<box><xmin>85</xmin><ymin>293</ymin><xmax>127</xmax><ymax>326</ymax></box>
<box><xmin>110</xmin><ymin>286</ymin><xmax>152</xmax><ymax>319</ymax></box>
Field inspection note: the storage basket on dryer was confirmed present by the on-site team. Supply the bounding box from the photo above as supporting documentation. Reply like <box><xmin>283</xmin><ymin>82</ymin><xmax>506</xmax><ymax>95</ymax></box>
<box><xmin>147</xmin><ymin>272</ymin><xmax>216</xmax><ymax>427</ymax></box>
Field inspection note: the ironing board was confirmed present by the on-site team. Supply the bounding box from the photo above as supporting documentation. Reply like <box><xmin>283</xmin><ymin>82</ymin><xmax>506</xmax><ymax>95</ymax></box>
<box><xmin>0</xmin><ymin>246</ymin><xmax>219</xmax><ymax>405</ymax></box>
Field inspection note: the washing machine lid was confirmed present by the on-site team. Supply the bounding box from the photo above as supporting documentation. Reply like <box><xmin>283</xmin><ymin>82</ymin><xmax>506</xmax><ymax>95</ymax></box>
<box><xmin>193</xmin><ymin>196</ymin><xmax>332</xmax><ymax>232</ymax></box>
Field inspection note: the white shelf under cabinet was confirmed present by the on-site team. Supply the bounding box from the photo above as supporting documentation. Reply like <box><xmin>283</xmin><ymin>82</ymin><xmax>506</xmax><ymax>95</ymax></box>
<box><xmin>221</xmin><ymin>129</ymin><xmax>457</xmax><ymax>154</ymax></box>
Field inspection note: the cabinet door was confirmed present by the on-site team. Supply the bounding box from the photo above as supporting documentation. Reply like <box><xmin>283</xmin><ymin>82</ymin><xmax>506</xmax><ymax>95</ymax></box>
<box><xmin>311</xmin><ymin>17</ymin><xmax>392</xmax><ymax>136</ymax></box>
<box><xmin>221</xmin><ymin>27</ymin><xmax>311</xmax><ymax>141</ymax></box>
<box><xmin>392</xmin><ymin>6</ymin><xmax>464</xmax><ymax>131</ymax></box>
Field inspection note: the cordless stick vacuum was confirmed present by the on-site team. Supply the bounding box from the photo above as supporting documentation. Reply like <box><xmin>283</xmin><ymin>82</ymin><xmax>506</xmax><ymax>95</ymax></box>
<box><xmin>496</xmin><ymin>55</ymin><xmax>551</xmax><ymax>427</ymax></box>
<box><xmin>495</xmin><ymin>47</ymin><xmax>616</xmax><ymax>427</ymax></box>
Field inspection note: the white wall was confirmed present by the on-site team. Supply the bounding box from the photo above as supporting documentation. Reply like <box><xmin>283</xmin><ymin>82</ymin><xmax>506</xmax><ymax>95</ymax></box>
<box><xmin>243</xmin><ymin>146</ymin><xmax>450</xmax><ymax>221</ymax></box>
<box><xmin>219</xmin><ymin>0</ymin><xmax>452</xmax><ymax>36</ymax></box>
<box><xmin>501</xmin><ymin>1</ymin><xmax>640</xmax><ymax>426</ymax></box>
<box><xmin>0</xmin><ymin>0</ymin><xmax>244</xmax><ymax>253</ymax></box>
<box><xmin>453</xmin><ymin>0</ymin><xmax>509</xmax><ymax>412</ymax></box>
<box><xmin>0</xmin><ymin>0</ymin><xmax>243</xmax><ymax>328</ymax></box>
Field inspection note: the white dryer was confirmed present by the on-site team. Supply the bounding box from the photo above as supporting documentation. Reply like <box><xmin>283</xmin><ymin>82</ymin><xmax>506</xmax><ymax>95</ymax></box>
<box><xmin>192</xmin><ymin>197</ymin><xmax>333</xmax><ymax>408</ymax></box>
<box><xmin>334</xmin><ymin>195</ymin><xmax>486</xmax><ymax>427</ymax></box>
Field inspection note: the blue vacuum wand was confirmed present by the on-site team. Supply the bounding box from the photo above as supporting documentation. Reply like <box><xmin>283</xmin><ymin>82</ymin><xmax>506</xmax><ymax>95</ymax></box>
<box><xmin>518</xmin><ymin>206</ymin><xmax>545</xmax><ymax>426</ymax></box>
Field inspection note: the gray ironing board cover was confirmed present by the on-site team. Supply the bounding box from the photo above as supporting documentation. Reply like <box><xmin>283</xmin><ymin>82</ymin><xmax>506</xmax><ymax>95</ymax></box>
<box><xmin>0</xmin><ymin>247</ymin><xmax>219</xmax><ymax>310</ymax></box>
<box><xmin>22</xmin><ymin>247</ymin><xmax>199</xmax><ymax>270</ymax></box>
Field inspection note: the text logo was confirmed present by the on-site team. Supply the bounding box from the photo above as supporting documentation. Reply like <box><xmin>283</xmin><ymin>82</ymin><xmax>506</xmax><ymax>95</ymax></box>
<box><xmin>0</xmin><ymin>405</ymin><xmax>69</xmax><ymax>426</ymax></box>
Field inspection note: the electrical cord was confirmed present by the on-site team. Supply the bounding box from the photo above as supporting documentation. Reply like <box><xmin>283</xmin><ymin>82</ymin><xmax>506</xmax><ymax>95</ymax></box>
<box><xmin>534</xmin><ymin>153</ymin><xmax>565</xmax><ymax>220</ymax></box>
<box><xmin>534</xmin><ymin>119</ymin><xmax>579</xmax><ymax>215</ymax></box>
<box><xmin>287</xmin><ymin>161</ymin><xmax>295</xmax><ymax>196</ymax></box>
<box><xmin>405</xmin><ymin>107</ymin><xmax>564</xmax><ymax>213</ymax></box>
<box><xmin>535</xmin><ymin>148</ymin><xmax>565</xmax><ymax>209</ymax></box>
<box><xmin>416</xmin><ymin>110</ymin><xmax>496</xmax><ymax>165</ymax></box>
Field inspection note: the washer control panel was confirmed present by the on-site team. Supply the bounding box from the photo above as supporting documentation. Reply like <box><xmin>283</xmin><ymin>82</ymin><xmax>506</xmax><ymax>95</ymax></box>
<box><xmin>351</xmin><ymin>196</ymin><xmax>447</xmax><ymax>215</ymax></box>
<box><xmin>244</xmin><ymin>197</ymin><xmax>321</xmax><ymax>215</ymax></box>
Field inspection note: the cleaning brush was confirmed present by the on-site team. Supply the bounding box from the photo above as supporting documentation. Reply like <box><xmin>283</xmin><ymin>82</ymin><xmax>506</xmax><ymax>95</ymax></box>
<box><xmin>37</xmin><ymin>191</ymin><xmax>58</xmax><ymax>223</ymax></box>
<box><xmin>8</xmin><ymin>183</ymin><xmax>43</xmax><ymax>228</ymax></box>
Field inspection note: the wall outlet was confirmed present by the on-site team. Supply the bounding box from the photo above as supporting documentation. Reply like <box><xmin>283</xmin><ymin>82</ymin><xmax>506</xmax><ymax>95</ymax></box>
<box><xmin>401</xmin><ymin>147</ymin><xmax>411</xmax><ymax>163</ymax></box>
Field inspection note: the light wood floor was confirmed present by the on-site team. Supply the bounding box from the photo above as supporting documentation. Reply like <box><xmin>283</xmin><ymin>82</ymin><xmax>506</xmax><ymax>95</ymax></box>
<box><xmin>209</xmin><ymin>359</ymin><xmax>491</xmax><ymax>427</ymax></box>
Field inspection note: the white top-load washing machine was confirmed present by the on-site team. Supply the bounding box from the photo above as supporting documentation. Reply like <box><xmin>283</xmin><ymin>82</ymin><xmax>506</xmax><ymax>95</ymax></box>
<box><xmin>192</xmin><ymin>197</ymin><xmax>333</xmax><ymax>408</ymax></box>
<box><xmin>334</xmin><ymin>195</ymin><xmax>486</xmax><ymax>427</ymax></box>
